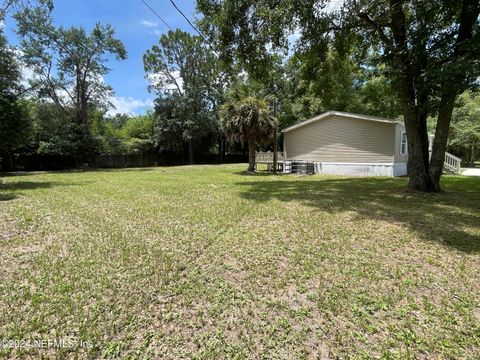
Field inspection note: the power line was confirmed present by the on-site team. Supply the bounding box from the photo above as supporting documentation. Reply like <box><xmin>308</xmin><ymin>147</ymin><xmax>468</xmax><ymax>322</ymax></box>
<box><xmin>142</xmin><ymin>0</ymin><xmax>173</xmax><ymax>31</ymax></box>
<box><xmin>167</xmin><ymin>0</ymin><xmax>219</xmax><ymax>55</ymax></box>
<box><xmin>167</xmin><ymin>0</ymin><xmax>204</xmax><ymax>40</ymax></box>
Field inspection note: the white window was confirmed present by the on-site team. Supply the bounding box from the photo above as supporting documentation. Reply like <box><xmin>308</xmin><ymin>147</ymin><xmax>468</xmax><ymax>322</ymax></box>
<box><xmin>400</xmin><ymin>131</ymin><xmax>407</xmax><ymax>155</ymax></box>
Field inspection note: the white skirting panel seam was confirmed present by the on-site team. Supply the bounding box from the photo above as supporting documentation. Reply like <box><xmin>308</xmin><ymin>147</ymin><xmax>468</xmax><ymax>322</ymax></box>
<box><xmin>312</xmin><ymin>162</ymin><xmax>397</xmax><ymax>177</ymax></box>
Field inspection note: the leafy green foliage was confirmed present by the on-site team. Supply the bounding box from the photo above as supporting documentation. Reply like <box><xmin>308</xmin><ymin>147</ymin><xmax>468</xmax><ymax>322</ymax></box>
<box><xmin>90</xmin><ymin>112</ymin><xmax>155</xmax><ymax>155</ymax></box>
<box><xmin>0</xmin><ymin>31</ymin><xmax>21</xmax><ymax>94</ymax></box>
<box><xmin>197</xmin><ymin>2</ymin><xmax>402</xmax><ymax>130</ymax></box>
<box><xmin>144</xmin><ymin>29</ymin><xmax>222</xmax><ymax>101</ymax></box>
<box><xmin>118</xmin><ymin>113</ymin><xmax>154</xmax><ymax>155</ymax></box>
<box><xmin>15</xmin><ymin>7</ymin><xmax>127</xmax><ymax>155</ymax></box>
<box><xmin>144</xmin><ymin>30</ymin><xmax>223</xmax><ymax>160</ymax></box>
<box><xmin>153</xmin><ymin>94</ymin><xmax>219</xmax><ymax>156</ymax></box>
<box><xmin>197</xmin><ymin>0</ymin><xmax>291</xmax><ymax>82</ymax></box>
<box><xmin>220</xmin><ymin>80</ymin><xmax>277</xmax><ymax>171</ymax></box>
<box><xmin>0</xmin><ymin>0</ymin><xmax>52</xmax><ymax>21</ymax></box>
<box><xmin>119</xmin><ymin>113</ymin><xmax>153</xmax><ymax>140</ymax></box>
<box><xmin>0</xmin><ymin>30</ymin><xmax>32</xmax><ymax>163</ymax></box>
<box><xmin>0</xmin><ymin>95</ymin><xmax>32</xmax><ymax>155</ymax></box>
<box><xmin>449</xmin><ymin>91</ymin><xmax>480</xmax><ymax>165</ymax></box>
<box><xmin>220</xmin><ymin>80</ymin><xmax>276</xmax><ymax>145</ymax></box>
<box><xmin>275</xmin><ymin>52</ymin><xmax>402</xmax><ymax>138</ymax></box>
<box><xmin>30</xmin><ymin>102</ymin><xmax>80</xmax><ymax>155</ymax></box>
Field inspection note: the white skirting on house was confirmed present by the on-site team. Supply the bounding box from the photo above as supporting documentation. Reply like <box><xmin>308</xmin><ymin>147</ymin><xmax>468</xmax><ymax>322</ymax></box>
<box><xmin>393</xmin><ymin>163</ymin><xmax>407</xmax><ymax>177</ymax></box>
<box><xmin>309</xmin><ymin>162</ymin><xmax>396</xmax><ymax>177</ymax></box>
<box><xmin>283</xmin><ymin>161</ymin><xmax>408</xmax><ymax>177</ymax></box>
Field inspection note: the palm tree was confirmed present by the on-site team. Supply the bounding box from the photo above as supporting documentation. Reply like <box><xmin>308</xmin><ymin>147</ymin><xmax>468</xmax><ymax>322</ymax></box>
<box><xmin>220</xmin><ymin>82</ymin><xmax>277</xmax><ymax>173</ymax></box>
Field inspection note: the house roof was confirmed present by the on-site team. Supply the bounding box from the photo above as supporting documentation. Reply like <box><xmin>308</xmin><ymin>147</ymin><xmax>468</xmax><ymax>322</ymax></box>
<box><xmin>282</xmin><ymin>111</ymin><xmax>403</xmax><ymax>133</ymax></box>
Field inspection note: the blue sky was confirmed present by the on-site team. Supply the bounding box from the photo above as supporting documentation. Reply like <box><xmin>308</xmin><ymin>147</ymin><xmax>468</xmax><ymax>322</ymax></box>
<box><xmin>3</xmin><ymin>0</ymin><xmax>198</xmax><ymax>115</ymax></box>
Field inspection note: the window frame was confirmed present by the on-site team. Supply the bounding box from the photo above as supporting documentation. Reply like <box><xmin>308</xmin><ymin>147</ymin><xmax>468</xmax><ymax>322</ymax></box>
<box><xmin>400</xmin><ymin>131</ymin><xmax>408</xmax><ymax>155</ymax></box>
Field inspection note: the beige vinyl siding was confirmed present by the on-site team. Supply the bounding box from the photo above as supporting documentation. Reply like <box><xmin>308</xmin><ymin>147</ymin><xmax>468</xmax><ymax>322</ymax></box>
<box><xmin>394</xmin><ymin>123</ymin><xmax>408</xmax><ymax>164</ymax></box>
<box><xmin>284</xmin><ymin>115</ymin><xmax>395</xmax><ymax>163</ymax></box>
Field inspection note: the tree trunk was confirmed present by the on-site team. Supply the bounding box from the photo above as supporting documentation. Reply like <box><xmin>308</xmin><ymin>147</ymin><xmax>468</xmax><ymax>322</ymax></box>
<box><xmin>405</xmin><ymin>118</ymin><xmax>435</xmax><ymax>192</ymax></box>
<box><xmin>247</xmin><ymin>141</ymin><xmax>256</xmax><ymax>173</ymax></box>
<box><xmin>75</xmin><ymin>98</ymin><xmax>91</xmax><ymax>157</ymax></box>
<box><xmin>390</xmin><ymin>0</ymin><xmax>435</xmax><ymax>192</ymax></box>
<box><xmin>463</xmin><ymin>145</ymin><xmax>469</xmax><ymax>166</ymax></box>
<box><xmin>218</xmin><ymin>136</ymin><xmax>224</xmax><ymax>164</ymax></box>
<box><xmin>188</xmin><ymin>139</ymin><xmax>194</xmax><ymax>165</ymax></box>
<box><xmin>387</xmin><ymin>0</ymin><xmax>480</xmax><ymax>192</ymax></box>
<box><xmin>429</xmin><ymin>91</ymin><xmax>456</xmax><ymax>191</ymax></box>
<box><xmin>396</xmin><ymin>81</ymin><xmax>435</xmax><ymax>191</ymax></box>
<box><xmin>429</xmin><ymin>0</ymin><xmax>478</xmax><ymax>188</ymax></box>
<box><xmin>471</xmin><ymin>144</ymin><xmax>475</xmax><ymax>167</ymax></box>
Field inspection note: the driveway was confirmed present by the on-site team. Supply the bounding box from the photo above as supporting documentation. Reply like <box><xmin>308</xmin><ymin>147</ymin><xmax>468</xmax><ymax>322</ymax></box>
<box><xmin>461</xmin><ymin>168</ymin><xmax>480</xmax><ymax>176</ymax></box>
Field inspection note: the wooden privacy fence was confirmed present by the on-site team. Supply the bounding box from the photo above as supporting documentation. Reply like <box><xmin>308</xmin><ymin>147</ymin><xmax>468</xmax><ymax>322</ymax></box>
<box><xmin>2</xmin><ymin>153</ymin><xmax>248</xmax><ymax>172</ymax></box>
<box><xmin>92</xmin><ymin>154</ymin><xmax>179</xmax><ymax>168</ymax></box>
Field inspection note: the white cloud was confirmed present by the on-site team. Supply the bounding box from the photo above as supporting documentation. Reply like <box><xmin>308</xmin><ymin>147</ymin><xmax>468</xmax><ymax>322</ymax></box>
<box><xmin>165</xmin><ymin>70</ymin><xmax>184</xmax><ymax>92</ymax></box>
<box><xmin>21</xmin><ymin>65</ymin><xmax>36</xmax><ymax>84</ymax></box>
<box><xmin>108</xmin><ymin>96</ymin><xmax>155</xmax><ymax>116</ymax></box>
<box><xmin>14</xmin><ymin>49</ymin><xmax>40</xmax><ymax>89</ymax></box>
<box><xmin>141</xmin><ymin>19</ymin><xmax>166</xmax><ymax>37</ymax></box>
<box><xmin>321</xmin><ymin>0</ymin><xmax>344</xmax><ymax>15</ymax></box>
<box><xmin>147</xmin><ymin>70</ymin><xmax>184</xmax><ymax>93</ymax></box>
<box><xmin>140</xmin><ymin>20</ymin><xmax>158</xmax><ymax>28</ymax></box>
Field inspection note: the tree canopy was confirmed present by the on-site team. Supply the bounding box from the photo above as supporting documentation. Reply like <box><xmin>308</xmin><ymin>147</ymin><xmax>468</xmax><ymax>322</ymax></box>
<box><xmin>0</xmin><ymin>29</ymin><xmax>32</xmax><ymax>170</ymax></box>
<box><xmin>15</xmin><ymin>6</ymin><xmax>127</xmax><ymax>155</ymax></box>
<box><xmin>144</xmin><ymin>29</ymin><xmax>224</xmax><ymax>163</ymax></box>
<box><xmin>220</xmin><ymin>80</ymin><xmax>277</xmax><ymax>172</ymax></box>
<box><xmin>449</xmin><ymin>91</ymin><xmax>480</xmax><ymax>166</ymax></box>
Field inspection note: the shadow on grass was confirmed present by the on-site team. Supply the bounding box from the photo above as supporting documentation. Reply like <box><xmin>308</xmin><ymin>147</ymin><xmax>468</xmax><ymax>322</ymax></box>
<box><xmin>0</xmin><ymin>193</ymin><xmax>16</xmax><ymax>201</ymax></box>
<box><xmin>237</xmin><ymin>176</ymin><xmax>480</xmax><ymax>253</ymax></box>
<box><xmin>0</xmin><ymin>181</ymin><xmax>92</xmax><ymax>203</ymax></box>
<box><xmin>0</xmin><ymin>181</ymin><xmax>69</xmax><ymax>191</ymax></box>
<box><xmin>0</xmin><ymin>167</ymin><xmax>158</xmax><ymax>177</ymax></box>
<box><xmin>233</xmin><ymin>171</ymin><xmax>290</xmax><ymax>177</ymax></box>
<box><xmin>86</xmin><ymin>167</ymin><xmax>157</xmax><ymax>173</ymax></box>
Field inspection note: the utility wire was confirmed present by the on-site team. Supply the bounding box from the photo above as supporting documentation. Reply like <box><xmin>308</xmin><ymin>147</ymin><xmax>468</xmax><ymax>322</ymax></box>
<box><xmin>167</xmin><ymin>0</ymin><xmax>219</xmax><ymax>55</ymax></box>
<box><xmin>142</xmin><ymin>0</ymin><xmax>173</xmax><ymax>31</ymax></box>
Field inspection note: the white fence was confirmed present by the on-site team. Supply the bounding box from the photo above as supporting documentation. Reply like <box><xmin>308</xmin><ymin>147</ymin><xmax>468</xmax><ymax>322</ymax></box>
<box><xmin>255</xmin><ymin>152</ymin><xmax>285</xmax><ymax>163</ymax></box>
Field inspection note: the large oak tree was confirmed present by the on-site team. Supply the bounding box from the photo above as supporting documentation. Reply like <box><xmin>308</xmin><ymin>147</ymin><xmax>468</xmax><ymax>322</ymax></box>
<box><xmin>324</xmin><ymin>0</ymin><xmax>480</xmax><ymax>191</ymax></box>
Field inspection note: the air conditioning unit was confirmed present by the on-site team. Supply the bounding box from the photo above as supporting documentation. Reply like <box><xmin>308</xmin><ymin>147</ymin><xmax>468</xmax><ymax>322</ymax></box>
<box><xmin>291</xmin><ymin>161</ymin><xmax>314</xmax><ymax>175</ymax></box>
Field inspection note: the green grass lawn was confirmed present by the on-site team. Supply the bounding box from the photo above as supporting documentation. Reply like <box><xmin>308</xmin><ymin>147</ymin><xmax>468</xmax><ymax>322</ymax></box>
<box><xmin>1</xmin><ymin>164</ymin><xmax>479</xmax><ymax>359</ymax></box>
